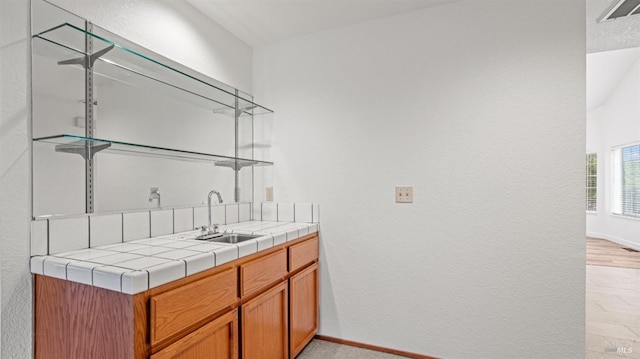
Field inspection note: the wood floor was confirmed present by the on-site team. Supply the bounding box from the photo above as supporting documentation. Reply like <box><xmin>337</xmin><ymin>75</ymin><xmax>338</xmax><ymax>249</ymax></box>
<box><xmin>587</xmin><ymin>237</ymin><xmax>640</xmax><ymax>269</ymax></box>
<box><xmin>587</xmin><ymin>237</ymin><xmax>640</xmax><ymax>358</ymax></box>
<box><xmin>586</xmin><ymin>265</ymin><xmax>640</xmax><ymax>358</ymax></box>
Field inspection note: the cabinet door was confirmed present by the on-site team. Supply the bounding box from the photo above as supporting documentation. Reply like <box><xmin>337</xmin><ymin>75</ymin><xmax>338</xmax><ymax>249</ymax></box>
<box><xmin>151</xmin><ymin>309</ymin><xmax>238</xmax><ymax>359</ymax></box>
<box><xmin>241</xmin><ymin>281</ymin><xmax>288</xmax><ymax>359</ymax></box>
<box><xmin>289</xmin><ymin>263</ymin><xmax>319</xmax><ymax>358</ymax></box>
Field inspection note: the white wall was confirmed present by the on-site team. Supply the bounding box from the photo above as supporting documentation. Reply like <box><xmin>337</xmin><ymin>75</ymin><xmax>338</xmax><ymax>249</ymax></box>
<box><xmin>253</xmin><ymin>1</ymin><xmax>586</xmax><ymax>358</ymax></box>
<box><xmin>587</xmin><ymin>57</ymin><xmax>640</xmax><ymax>248</ymax></box>
<box><xmin>1</xmin><ymin>0</ymin><xmax>252</xmax><ymax>356</ymax></box>
<box><xmin>1</xmin><ymin>0</ymin><xmax>31</xmax><ymax>356</ymax></box>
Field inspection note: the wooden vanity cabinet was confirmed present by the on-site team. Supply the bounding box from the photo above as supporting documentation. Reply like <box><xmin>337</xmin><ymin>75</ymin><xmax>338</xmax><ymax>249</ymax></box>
<box><xmin>34</xmin><ymin>233</ymin><xmax>319</xmax><ymax>359</ymax></box>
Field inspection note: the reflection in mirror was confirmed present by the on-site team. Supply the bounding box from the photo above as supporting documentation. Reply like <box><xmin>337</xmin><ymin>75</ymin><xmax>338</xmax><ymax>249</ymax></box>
<box><xmin>31</xmin><ymin>0</ymin><xmax>272</xmax><ymax>218</ymax></box>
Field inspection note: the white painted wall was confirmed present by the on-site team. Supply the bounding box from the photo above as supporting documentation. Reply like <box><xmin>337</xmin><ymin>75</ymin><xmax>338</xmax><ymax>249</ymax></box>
<box><xmin>586</xmin><ymin>57</ymin><xmax>640</xmax><ymax>249</ymax></box>
<box><xmin>1</xmin><ymin>0</ymin><xmax>252</xmax><ymax>356</ymax></box>
<box><xmin>1</xmin><ymin>0</ymin><xmax>32</xmax><ymax>357</ymax></box>
<box><xmin>253</xmin><ymin>1</ymin><xmax>586</xmax><ymax>358</ymax></box>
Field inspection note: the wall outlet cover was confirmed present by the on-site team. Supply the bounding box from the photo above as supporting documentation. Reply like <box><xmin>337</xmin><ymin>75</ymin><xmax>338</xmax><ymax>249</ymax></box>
<box><xmin>396</xmin><ymin>186</ymin><xmax>413</xmax><ymax>203</ymax></box>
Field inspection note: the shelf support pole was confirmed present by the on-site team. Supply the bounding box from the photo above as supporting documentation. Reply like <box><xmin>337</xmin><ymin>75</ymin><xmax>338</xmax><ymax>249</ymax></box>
<box><xmin>234</xmin><ymin>90</ymin><xmax>240</xmax><ymax>203</ymax></box>
<box><xmin>85</xmin><ymin>21</ymin><xmax>95</xmax><ymax>213</ymax></box>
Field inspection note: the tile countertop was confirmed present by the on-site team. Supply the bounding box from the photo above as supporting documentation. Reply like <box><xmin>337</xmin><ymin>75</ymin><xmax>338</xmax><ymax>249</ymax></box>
<box><xmin>31</xmin><ymin>221</ymin><xmax>319</xmax><ymax>295</ymax></box>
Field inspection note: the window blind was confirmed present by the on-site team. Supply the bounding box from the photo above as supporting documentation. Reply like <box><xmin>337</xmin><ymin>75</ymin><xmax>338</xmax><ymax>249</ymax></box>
<box><xmin>612</xmin><ymin>143</ymin><xmax>640</xmax><ymax>218</ymax></box>
<box><xmin>586</xmin><ymin>153</ymin><xmax>597</xmax><ymax>212</ymax></box>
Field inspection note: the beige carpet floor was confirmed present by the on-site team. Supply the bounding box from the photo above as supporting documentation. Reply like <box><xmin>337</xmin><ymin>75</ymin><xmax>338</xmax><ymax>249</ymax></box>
<box><xmin>297</xmin><ymin>339</ymin><xmax>407</xmax><ymax>359</ymax></box>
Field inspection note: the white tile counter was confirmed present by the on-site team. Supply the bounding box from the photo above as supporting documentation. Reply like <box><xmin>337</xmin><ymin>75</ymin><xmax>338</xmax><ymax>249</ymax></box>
<box><xmin>31</xmin><ymin>221</ymin><xmax>319</xmax><ymax>295</ymax></box>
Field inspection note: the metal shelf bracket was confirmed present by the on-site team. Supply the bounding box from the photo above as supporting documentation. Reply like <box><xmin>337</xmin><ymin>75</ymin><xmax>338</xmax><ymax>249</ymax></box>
<box><xmin>57</xmin><ymin>44</ymin><xmax>114</xmax><ymax>69</ymax></box>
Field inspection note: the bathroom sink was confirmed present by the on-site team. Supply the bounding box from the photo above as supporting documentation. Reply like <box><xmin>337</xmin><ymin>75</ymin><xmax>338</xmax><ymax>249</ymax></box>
<box><xmin>197</xmin><ymin>233</ymin><xmax>260</xmax><ymax>244</ymax></box>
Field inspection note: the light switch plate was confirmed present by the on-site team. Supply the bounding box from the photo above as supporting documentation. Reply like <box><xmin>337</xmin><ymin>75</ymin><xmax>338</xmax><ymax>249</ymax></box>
<box><xmin>396</xmin><ymin>186</ymin><xmax>413</xmax><ymax>203</ymax></box>
<box><xmin>266</xmin><ymin>187</ymin><xmax>274</xmax><ymax>202</ymax></box>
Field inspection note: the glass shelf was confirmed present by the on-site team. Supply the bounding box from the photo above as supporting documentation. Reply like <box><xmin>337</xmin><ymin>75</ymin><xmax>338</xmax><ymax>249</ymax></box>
<box><xmin>34</xmin><ymin>134</ymin><xmax>274</xmax><ymax>168</ymax></box>
<box><xmin>32</xmin><ymin>23</ymin><xmax>273</xmax><ymax>117</ymax></box>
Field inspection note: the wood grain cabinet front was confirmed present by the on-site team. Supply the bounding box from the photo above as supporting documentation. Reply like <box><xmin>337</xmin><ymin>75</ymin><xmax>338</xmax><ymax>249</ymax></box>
<box><xmin>151</xmin><ymin>309</ymin><xmax>238</xmax><ymax>359</ymax></box>
<box><xmin>288</xmin><ymin>236</ymin><xmax>318</xmax><ymax>273</ymax></box>
<box><xmin>289</xmin><ymin>263</ymin><xmax>319</xmax><ymax>359</ymax></box>
<box><xmin>241</xmin><ymin>281</ymin><xmax>289</xmax><ymax>359</ymax></box>
<box><xmin>150</xmin><ymin>268</ymin><xmax>237</xmax><ymax>347</ymax></box>
<box><xmin>240</xmin><ymin>249</ymin><xmax>288</xmax><ymax>298</ymax></box>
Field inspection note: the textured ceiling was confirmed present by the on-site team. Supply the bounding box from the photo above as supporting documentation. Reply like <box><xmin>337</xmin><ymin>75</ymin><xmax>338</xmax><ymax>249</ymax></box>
<box><xmin>587</xmin><ymin>0</ymin><xmax>640</xmax><ymax>109</ymax></box>
<box><xmin>588</xmin><ymin>0</ymin><xmax>640</xmax><ymax>53</ymax></box>
<box><xmin>185</xmin><ymin>0</ymin><xmax>459</xmax><ymax>48</ymax></box>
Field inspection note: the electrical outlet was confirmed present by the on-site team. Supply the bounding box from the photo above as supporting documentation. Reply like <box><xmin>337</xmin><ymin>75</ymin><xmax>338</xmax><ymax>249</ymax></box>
<box><xmin>266</xmin><ymin>187</ymin><xmax>274</xmax><ymax>202</ymax></box>
<box><xmin>395</xmin><ymin>186</ymin><xmax>413</xmax><ymax>203</ymax></box>
<box><xmin>75</xmin><ymin>117</ymin><xmax>85</xmax><ymax>128</ymax></box>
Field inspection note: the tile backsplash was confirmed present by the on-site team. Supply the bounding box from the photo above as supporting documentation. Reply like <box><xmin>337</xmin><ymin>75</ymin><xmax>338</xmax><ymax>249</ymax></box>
<box><xmin>150</xmin><ymin>209</ymin><xmax>173</xmax><ymax>237</ymax></box>
<box><xmin>173</xmin><ymin>208</ymin><xmax>194</xmax><ymax>233</ymax></box>
<box><xmin>31</xmin><ymin>202</ymin><xmax>319</xmax><ymax>256</ymax></box>
<box><xmin>30</xmin><ymin>220</ymin><xmax>48</xmax><ymax>256</ymax></box>
<box><xmin>89</xmin><ymin>213</ymin><xmax>123</xmax><ymax>248</ymax></box>
<box><xmin>253</xmin><ymin>202</ymin><xmax>319</xmax><ymax>223</ymax></box>
<box><xmin>260</xmin><ymin>202</ymin><xmax>278</xmax><ymax>221</ymax></box>
<box><xmin>48</xmin><ymin>216</ymin><xmax>89</xmax><ymax>254</ymax></box>
<box><xmin>277</xmin><ymin>203</ymin><xmax>295</xmax><ymax>222</ymax></box>
<box><xmin>123</xmin><ymin>211</ymin><xmax>151</xmax><ymax>242</ymax></box>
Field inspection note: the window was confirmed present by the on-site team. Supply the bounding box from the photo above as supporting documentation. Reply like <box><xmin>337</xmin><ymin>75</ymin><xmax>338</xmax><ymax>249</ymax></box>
<box><xmin>612</xmin><ymin>143</ymin><xmax>640</xmax><ymax>218</ymax></box>
<box><xmin>586</xmin><ymin>153</ymin><xmax>597</xmax><ymax>212</ymax></box>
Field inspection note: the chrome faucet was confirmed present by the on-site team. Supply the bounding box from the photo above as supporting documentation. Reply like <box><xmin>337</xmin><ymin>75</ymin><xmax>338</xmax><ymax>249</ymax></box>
<box><xmin>207</xmin><ymin>190</ymin><xmax>223</xmax><ymax>233</ymax></box>
<box><xmin>149</xmin><ymin>187</ymin><xmax>161</xmax><ymax>208</ymax></box>
<box><xmin>195</xmin><ymin>190</ymin><xmax>224</xmax><ymax>240</ymax></box>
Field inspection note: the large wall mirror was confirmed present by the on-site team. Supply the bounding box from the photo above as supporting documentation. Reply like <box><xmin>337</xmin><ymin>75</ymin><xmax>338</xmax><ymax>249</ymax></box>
<box><xmin>31</xmin><ymin>0</ymin><xmax>273</xmax><ymax>218</ymax></box>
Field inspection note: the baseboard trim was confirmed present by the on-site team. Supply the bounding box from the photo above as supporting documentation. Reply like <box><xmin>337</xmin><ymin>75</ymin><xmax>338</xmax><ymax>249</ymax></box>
<box><xmin>314</xmin><ymin>335</ymin><xmax>439</xmax><ymax>359</ymax></box>
<box><xmin>588</xmin><ymin>232</ymin><xmax>640</xmax><ymax>252</ymax></box>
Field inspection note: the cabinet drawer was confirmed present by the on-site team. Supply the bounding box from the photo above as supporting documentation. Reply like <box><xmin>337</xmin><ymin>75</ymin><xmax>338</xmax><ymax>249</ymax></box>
<box><xmin>151</xmin><ymin>309</ymin><xmax>238</xmax><ymax>359</ymax></box>
<box><xmin>240</xmin><ymin>249</ymin><xmax>287</xmax><ymax>297</ymax></box>
<box><xmin>151</xmin><ymin>268</ymin><xmax>237</xmax><ymax>346</ymax></box>
<box><xmin>289</xmin><ymin>236</ymin><xmax>319</xmax><ymax>272</ymax></box>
